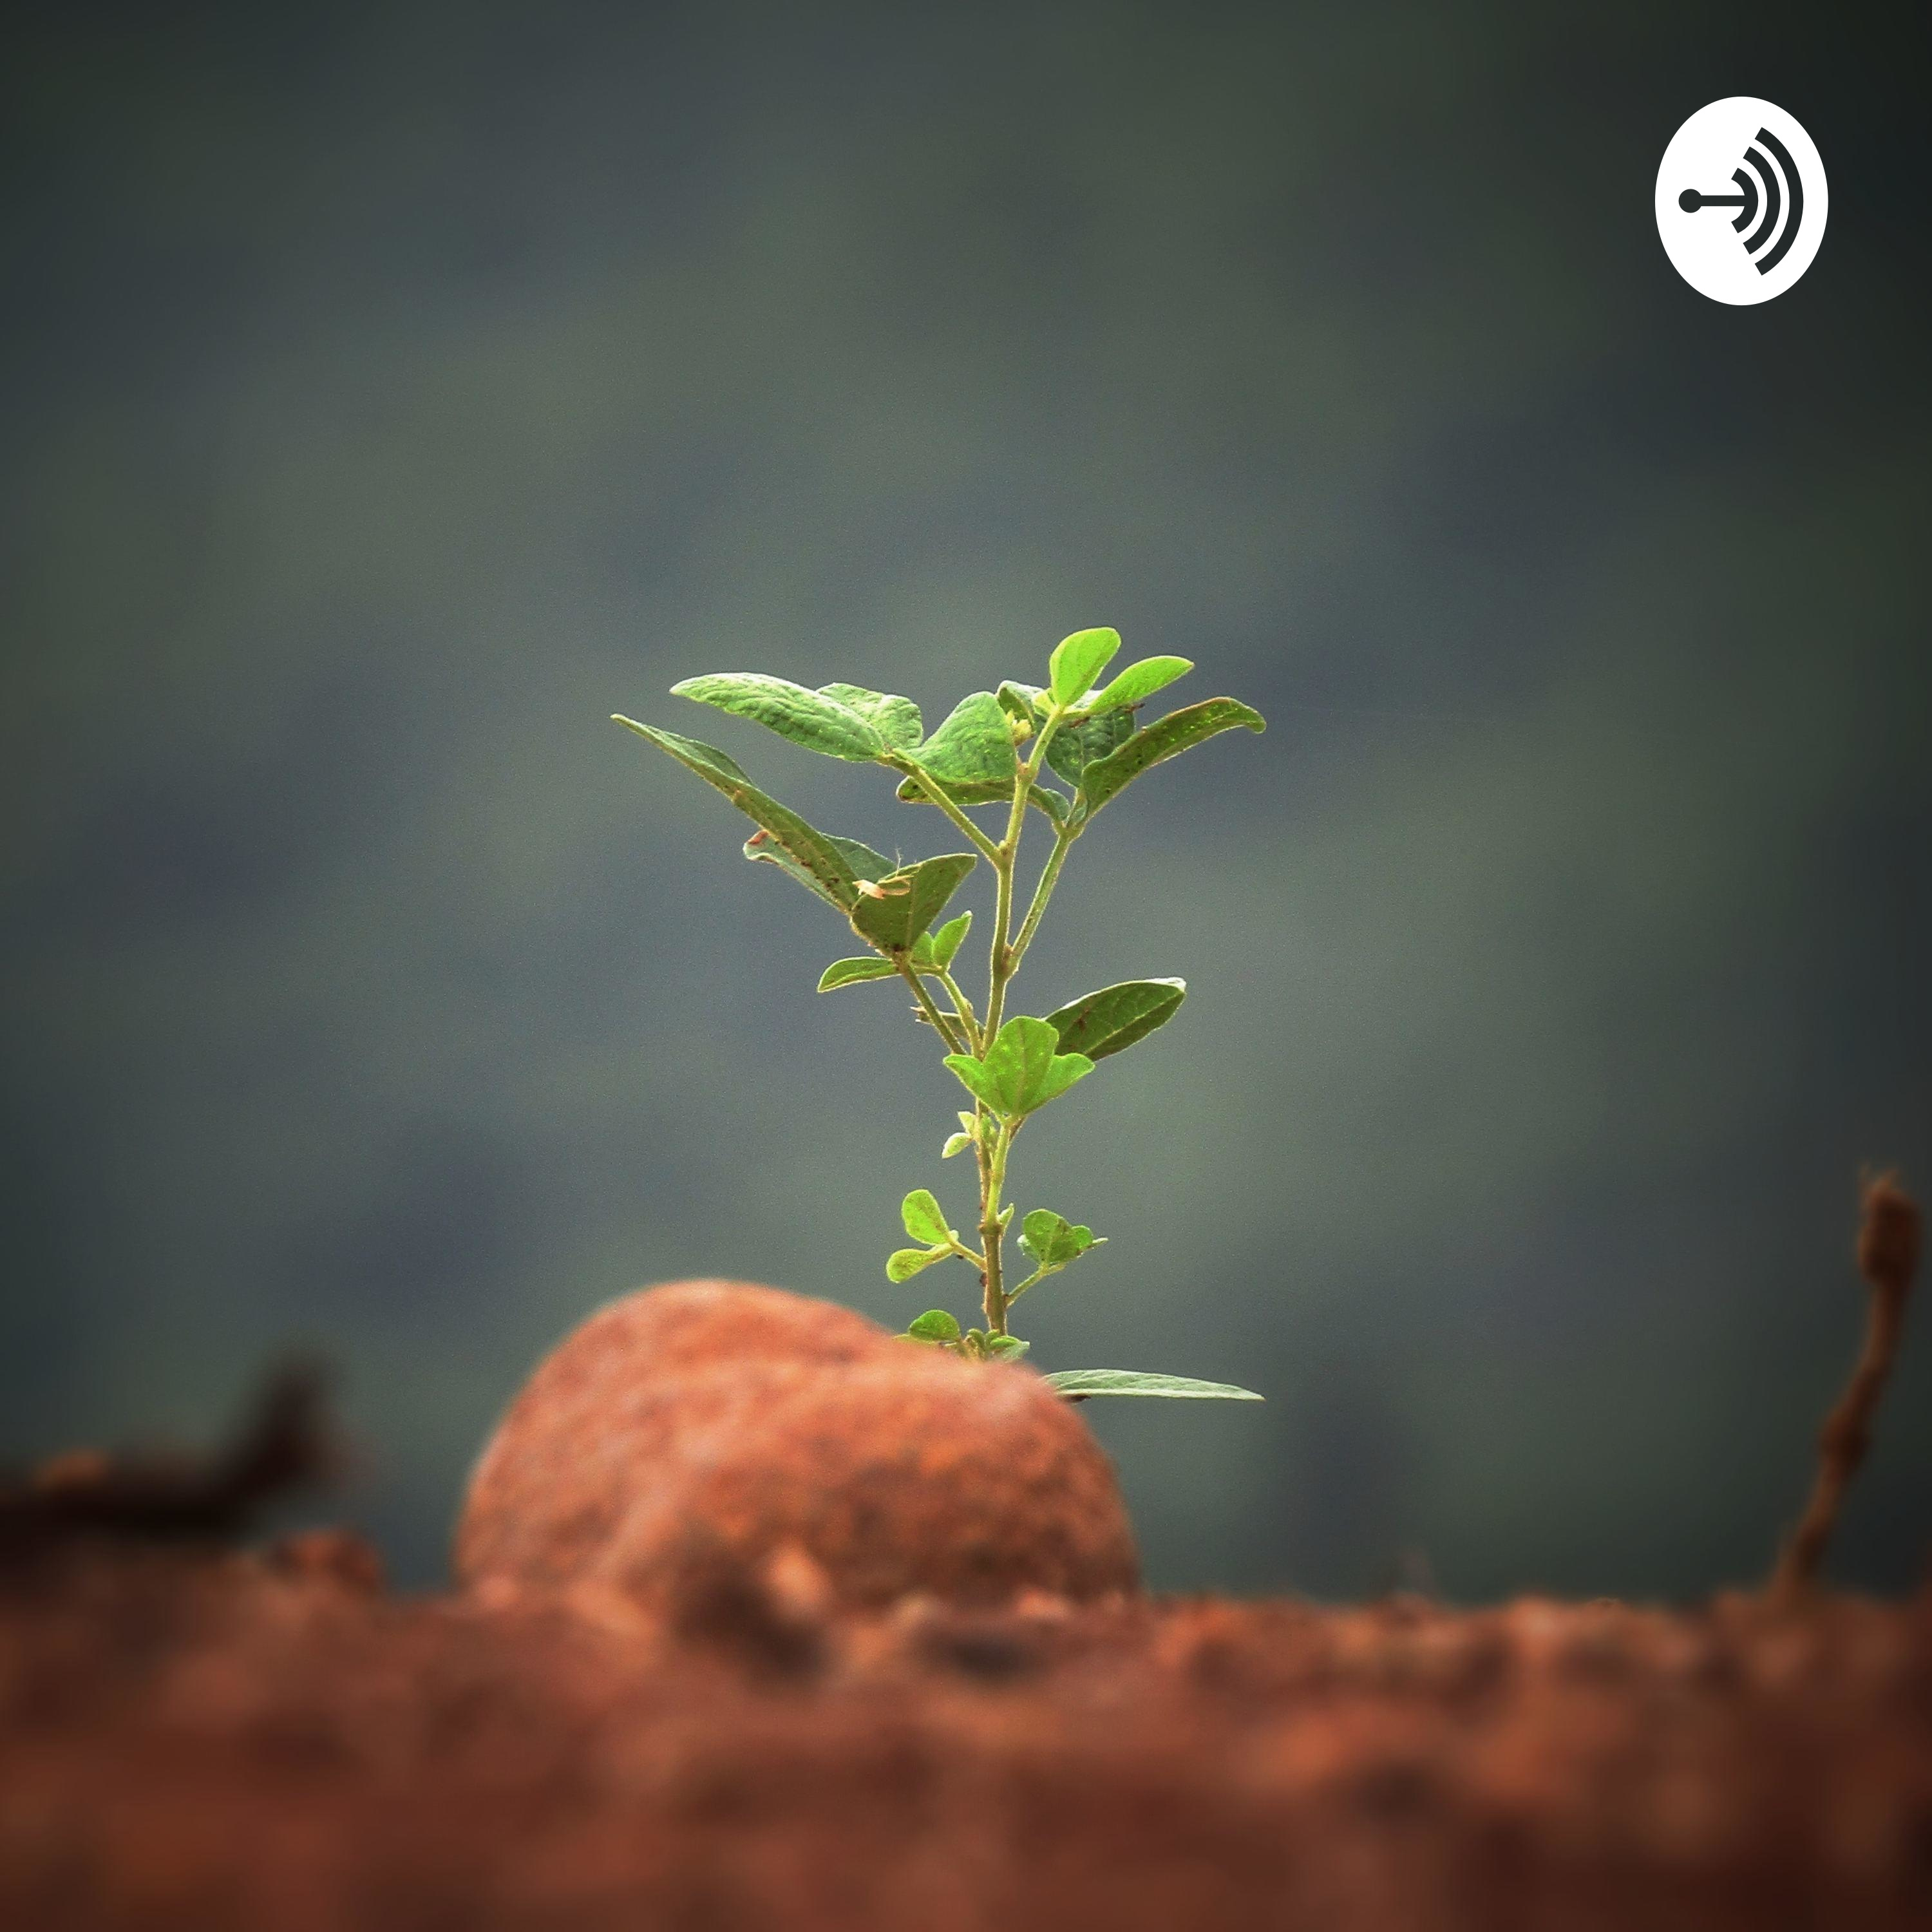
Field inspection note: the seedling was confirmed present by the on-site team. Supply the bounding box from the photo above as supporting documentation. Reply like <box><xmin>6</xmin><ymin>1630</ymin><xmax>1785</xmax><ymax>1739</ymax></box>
<box><xmin>615</xmin><ymin>627</ymin><xmax>1265</xmax><ymax>1403</ymax></box>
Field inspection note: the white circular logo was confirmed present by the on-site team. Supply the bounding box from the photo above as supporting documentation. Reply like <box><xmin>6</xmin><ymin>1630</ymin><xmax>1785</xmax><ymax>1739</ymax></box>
<box><xmin>1654</xmin><ymin>99</ymin><xmax>1827</xmax><ymax>304</ymax></box>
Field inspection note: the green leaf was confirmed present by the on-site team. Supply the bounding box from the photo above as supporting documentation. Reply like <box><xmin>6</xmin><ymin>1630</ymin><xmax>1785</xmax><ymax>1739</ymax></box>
<box><xmin>1019</xmin><ymin>1209</ymin><xmax>1100</xmax><ymax>1273</ymax></box>
<box><xmin>815</xmin><ymin>683</ymin><xmax>922</xmax><ymax>751</ymax></box>
<box><xmin>905</xmin><ymin>1309</ymin><xmax>961</xmax><ymax>1343</ymax></box>
<box><xmin>1043</xmin><ymin>979</ymin><xmax>1187</xmax><ymax>1062</ymax></box>
<box><xmin>909</xmin><ymin>691</ymin><xmax>1017</xmax><ymax>790</ymax></box>
<box><xmin>1048</xmin><ymin>627</ymin><xmax>1121</xmax><ymax>708</ymax></box>
<box><xmin>614</xmin><ymin>719</ymin><xmax>871</xmax><ymax>910</ymax></box>
<box><xmin>900</xmin><ymin>1189</ymin><xmax>952</xmax><ymax>1245</ymax></box>
<box><xmin>817</xmin><ymin>912</ymin><xmax>971</xmax><ymax>992</ymax></box>
<box><xmin>927</xmin><ymin>911</ymin><xmax>971</xmax><ymax>969</ymax></box>
<box><xmin>941</xmin><ymin>1132</ymin><xmax>973</xmax><ymax>1159</ymax></box>
<box><xmin>1076</xmin><ymin>698</ymin><xmax>1267</xmax><ymax>815</ymax></box>
<box><xmin>747</xmin><ymin>829</ymin><xmax>893</xmax><ymax>911</ymax></box>
<box><xmin>887</xmin><ymin>1247</ymin><xmax>947</xmax><ymax>1283</ymax></box>
<box><xmin>1044</xmin><ymin>706</ymin><xmax>1137</xmax><ymax>788</ymax></box>
<box><xmin>996</xmin><ymin>681</ymin><xmax>1046</xmax><ymax>733</ymax></box>
<box><xmin>942</xmin><ymin>1015</ymin><xmax>1094</xmax><ymax>1121</ymax></box>
<box><xmin>849</xmin><ymin>851</ymin><xmax>976</xmax><ymax>952</ymax></box>
<box><xmin>1043</xmin><ymin>1370</ymin><xmax>1264</xmax><ymax>1401</ymax></box>
<box><xmin>670</xmin><ymin>674</ymin><xmax>886</xmax><ymax>761</ymax></box>
<box><xmin>817</xmin><ymin>956</ymin><xmax>898</xmax><ymax>992</ymax></box>
<box><xmin>942</xmin><ymin>1052</ymin><xmax>1002</xmax><ymax>1113</ymax></box>
<box><xmin>985</xmin><ymin>1335</ymin><xmax>1030</xmax><ymax>1359</ymax></box>
<box><xmin>896</xmin><ymin>772</ymin><xmax>1068</xmax><ymax>824</ymax></box>
<box><xmin>1082</xmin><ymin>656</ymin><xmax>1193</xmax><ymax>715</ymax></box>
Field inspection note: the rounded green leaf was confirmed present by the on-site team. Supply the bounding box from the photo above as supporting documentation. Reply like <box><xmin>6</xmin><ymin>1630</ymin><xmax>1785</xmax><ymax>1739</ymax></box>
<box><xmin>1043</xmin><ymin>1370</ymin><xmax>1264</xmax><ymax>1401</ymax></box>
<box><xmin>905</xmin><ymin>1309</ymin><xmax>961</xmax><ymax>1343</ymax></box>
<box><xmin>1043</xmin><ymin>979</ymin><xmax>1187</xmax><ymax>1061</ymax></box>
<box><xmin>887</xmin><ymin>1247</ymin><xmax>946</xmax><ymax>1283</ymax></box>
<box><xmin>985</xmin><ymin>1335</ymin><xmax>1030</xmax><ymax>1359</ymax></box>
<box><xmin>613</xmin><ymin>719</ymin><xmax>869</xmax><ymax>909</ymax></box>
<box><xmin>1048</xmin><ymin>627</ymin><xmax>1121</xmax><ymax>707</ymax></box>
<box><xmin>1075</xmin><ymin>697</ymin><xmax>1266</xmax><ymax>816</ymax></box>
<box><xmin>848</xmin><ymin>852</ymin><xmax>976</xmax><ymax>953</ymax></box>
<box><xmin>941</xmin><ymin>1132</ymin><xmax>973</xmax><ymax>1159</ymax></box>
<box><xmin>670</xmin><ymin>674</ymin><xmax>886</xmax><ymax>761</ymax></box>
<box><xmin>900</xmin><ymin>1189</ymin><xmax>951</xmax><ymax>1245</ymax></box>
<box><xmin>1081</xmin><ymin>656</ymin><xmax>1193</xmax><ymax>715</ymax></box>
<box><xmin>1019</xmin><ymin>1209</ymin><xmax>1099</xmax><ymax>1273</ymax></box>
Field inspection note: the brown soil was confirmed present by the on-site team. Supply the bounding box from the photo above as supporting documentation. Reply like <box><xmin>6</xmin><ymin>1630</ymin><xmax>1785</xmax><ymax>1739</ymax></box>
<box><xmin>5</xmin><ymin>1226</ymin><xmax>1927</xmax><ymax>1932</ymax></box>
<box><xmin>5</xmin><ymin>1537</ymin><xmax>1932</xmax><ymax>1931</ymax></box>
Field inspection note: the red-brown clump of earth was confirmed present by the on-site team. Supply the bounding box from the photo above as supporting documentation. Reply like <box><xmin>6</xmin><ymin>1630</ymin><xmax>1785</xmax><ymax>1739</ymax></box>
<box><xmin>455</xmin><ymin>1280</ymin><xmax>1141</xmax><ymax>1611</ymax></box>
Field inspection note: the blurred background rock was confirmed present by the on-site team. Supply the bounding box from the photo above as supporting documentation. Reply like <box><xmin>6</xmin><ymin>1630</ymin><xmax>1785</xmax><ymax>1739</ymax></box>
<box><xmin>3</xmin><ymin>0</ymin><xmax>1926</xmax><ymax>1596</ymax></box>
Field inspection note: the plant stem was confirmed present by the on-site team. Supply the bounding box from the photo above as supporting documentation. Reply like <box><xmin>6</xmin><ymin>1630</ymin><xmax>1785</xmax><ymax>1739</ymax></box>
<box><xmin>1010</xmin><ymin>822</ymin><xmax>1076</xmax><ymax>971</ymax></box>
<box><xmin>936</xmin><ymin>969</ymin><xmax>981</xmax><ymax>1052</ymax></box>
<box><xmin>889</xmin><ymin>759</ymin><xmax>1003</xmax><ymax>867</ymax></box>
<box><xmin>1007</xmin><ymin>1264</ymin><xmax>1050</xmax><ymax>1302</ymax></box>
<box><xmin>979</xmin><ymin>1119</ymin><xmax>1014</xmax><ymax>1334</ymax></box>
<box><xmin>895</xmin><ymin>958</ymin><xmax>966</xmax><ymax>1054</ymax></box>
<box><xmin>981</xmin><ymin>713</ymin><xmax>1061</xmax><ymax>1043</ymax></box>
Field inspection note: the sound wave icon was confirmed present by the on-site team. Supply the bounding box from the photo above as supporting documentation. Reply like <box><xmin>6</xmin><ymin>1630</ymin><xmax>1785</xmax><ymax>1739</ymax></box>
<box><xmin>1677</xmin><ymin>128</ymin><xmax>1804</xmax><ymax>274</ymax></box>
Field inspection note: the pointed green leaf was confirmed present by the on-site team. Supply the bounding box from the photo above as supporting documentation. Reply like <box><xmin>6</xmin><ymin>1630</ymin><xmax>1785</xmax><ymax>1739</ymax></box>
<box><xmin>670</xmin><ymin>674</ymin><xmax>886</xmax><ymax>761</ymax></box>
<box><xmin>896</xmin><ymin>772</ymin><xmax>1068</xmax><ymax>824</ymax></box>
<box><xmin>1019</xmin><ymin>1209</ymin><xmax>1100</xmax><ymax>1273</ymax></box>
<box><xmin>1048</xmin><ymin>627</ymin><xmax>1121</xmax><ymax>707</ymax></box>
<box><xmin>816</xmin><ymin>683</ymin><xmax>922</xmax><ymax>750</ymax></box>
<box><xmin>942</xmin><ymin>1052</ymin><xmax>1003</xmax><ymax>1113</ymax></box>
<box><xmin>905</xmin><ymin>1309</ymin><xmax>961</xmax><ymax>1343</ymax></box>
<box><xmin>1044</xmin><ymin>705</ymin><xmax>1137</xmax><ymax>788</ymax></box>
<box><xmin>1082</xmin><ymin>656</ymin><xmax>1193</xmax><ymax>715</ymax></box>
<box><xmin>1043</xmin><ymin>979</ymin><xmax>1187</xmax><ymax>1062</ymax></box>
<box><xmin>985</xmin><ymin>1335</ymin><xmax>1030</xmax><ymax>1359</ymax></box>
<box><xmin>887</xmin><ymin>1247</ymin><xmax>947</xmax><ymax>1283</ymax></box>
<box><xmin>910</xmin><ymin>692</ymin><xmax>1018</xmax><ymax>790</ymax></box>
<box><xmin>927</xmin><ymin>911</ymin><xmax>972</xmax><ymax>969</ymax></box>
<box><xmin>941</xmin><ymin>1132</ymin><xmax>973</xmax><ymax>1159</ymax></box>
<box><xmin>946</xmin><ymin>1015</ymin><xmax>1095</xmax><ymax>1120</ymax></box>
<box><xmin>985</xmin><ymin>1015</ymin><xmax>1064</xmax><ymax>1114</ymax></box>
<box><xmin>817</xmin><ymin>956</ymin><xmax>899</xmax><ymax>992</ymax></box>
<box><xmin>900</xmin><ymin>1189</ymin><xmax>951</xmax><ymax>1245</ymax></box>
<box><xmin>849</xmin><ymin>852</ymin><xmax>976</xmax><ymax>952</ymax></box>
<box><xmin>1044</xmin><ymin>1370</ymin><xmax>1264</xmax><ymax>1401</ymax></box>
<box><xmin>817</xmin><ymin>914</ymin><xmax>971</xmax><ymax>992</ymax></box>
<box><xmin>1032</xmin><ymin>1053</ymin><xmax>1095</xmax><ymax>1110</ymax></box>
<box><xmin>614</xmin><ymin>719</ymin><xmax>869</xmax><ymax>909</ymax></box>
<box><xmin>1076</xmin><ymin>698</ymin><xmax>1266</xmax><ymax>815</ymax></box>
<box><xmin>746</xmin><ymin>829</ymin><xmax>893</xmax><ymax>911</ymax></box>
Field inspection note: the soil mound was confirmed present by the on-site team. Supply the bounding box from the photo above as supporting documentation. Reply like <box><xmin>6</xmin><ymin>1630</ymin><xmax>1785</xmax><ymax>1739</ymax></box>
<box><xmin>455</xmin><ymin>1280</ymin><xmax>1140</xmax><ymax>1609</ymax></box>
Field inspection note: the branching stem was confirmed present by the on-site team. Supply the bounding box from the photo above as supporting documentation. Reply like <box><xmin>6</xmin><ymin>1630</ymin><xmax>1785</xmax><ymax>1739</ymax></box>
<box><xmin>895</xmin><ymin>958</ymin><xmax>966</xmax><ymax>1054</ymax></box>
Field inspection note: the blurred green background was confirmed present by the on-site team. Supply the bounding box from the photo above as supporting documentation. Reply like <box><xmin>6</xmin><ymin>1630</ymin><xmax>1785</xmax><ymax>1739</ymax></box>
<box><xmin>3</xmin><ymin>1</ymin><xmax>1927</xmax><ymax>1600</ymax></box>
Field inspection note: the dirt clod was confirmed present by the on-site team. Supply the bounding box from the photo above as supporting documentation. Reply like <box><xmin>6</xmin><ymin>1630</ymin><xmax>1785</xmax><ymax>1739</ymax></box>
<box><xmin>456</xmin><ymin>1281</ymin><xmax>1140</xmax><ymax>1610</ymax></box>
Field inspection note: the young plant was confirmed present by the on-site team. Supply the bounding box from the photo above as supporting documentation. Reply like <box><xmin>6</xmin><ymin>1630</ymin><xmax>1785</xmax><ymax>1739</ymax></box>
<box><xmin>614</xmin><ymin>626</ymin><xmax>1265</xmax><ymax>1403</ymax></box>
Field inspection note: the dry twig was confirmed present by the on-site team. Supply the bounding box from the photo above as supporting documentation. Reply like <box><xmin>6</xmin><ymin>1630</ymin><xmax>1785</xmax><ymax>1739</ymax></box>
<box><xmin>1770</xmin><ymin>1174</ymin><xmax>1921</xmax><ymax>1605</ymax></box>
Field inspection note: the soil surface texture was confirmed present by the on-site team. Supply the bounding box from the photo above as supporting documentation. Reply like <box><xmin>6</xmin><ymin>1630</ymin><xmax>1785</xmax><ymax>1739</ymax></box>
<box><xmin>4</xmin><ymin>1536</ymin><xmax>1931</xmax><ymax>1931</ymax></box>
